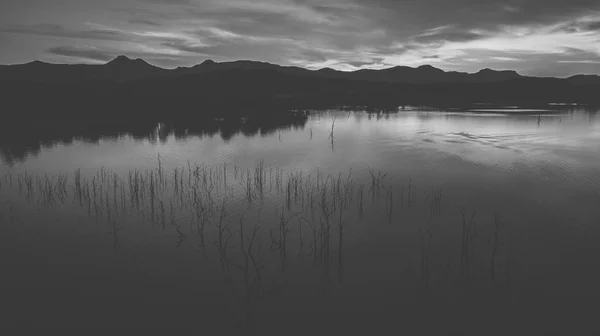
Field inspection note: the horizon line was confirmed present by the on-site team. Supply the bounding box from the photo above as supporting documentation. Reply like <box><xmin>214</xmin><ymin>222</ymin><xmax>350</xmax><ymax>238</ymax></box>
<box><xmin>2</xmin><ymin>55</ymin><xmax>599</xmax><ymax>79</ymax></box>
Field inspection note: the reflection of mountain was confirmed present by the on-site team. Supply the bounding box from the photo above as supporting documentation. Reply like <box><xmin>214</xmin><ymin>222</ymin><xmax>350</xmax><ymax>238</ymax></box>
<box><xmin>0</xmin><ymin>115</ymin><xmax>307</xmax><ymax>166</ymax></box>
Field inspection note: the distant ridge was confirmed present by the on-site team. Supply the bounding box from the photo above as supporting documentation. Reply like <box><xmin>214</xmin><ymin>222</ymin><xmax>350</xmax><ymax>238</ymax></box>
<box><xmin>2</xmin><ymin>55</ymin><xmax>598</xmax><ymax>85</ymax></box>
<box><xmin>2</xmin><ymin>54</ymin><xmax>599</xmax><ymax>83</ymax></box>
<box><xmin>0</xmin><ymin>55</ymin><xmax>170</xmax><ymax>82</ymax></box>
<box><xmin>566</xmin><ymin>74</ymin><xmax>600</xmax><ymax>85</ymax></box>
<box><xmin>0</xmin><ymin>55</ymin><xmax>553</xmax><ymax>84</ymax></box>
<box><xmin>2</xmin><ymin>54</ymin><xmax>600</xmax><ymax>124</ymax></box>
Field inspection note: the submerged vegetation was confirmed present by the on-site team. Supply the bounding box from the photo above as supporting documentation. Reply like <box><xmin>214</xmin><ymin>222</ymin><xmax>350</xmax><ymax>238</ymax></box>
<box><xmin>0</xmin><ymin>155</ymin><xmax>529</xmax><ymax>333</ymax></box>
<box><xmin>1</xmin><ymin>108</ymin><xmax>599</xmax><ymax>334</ymax></box>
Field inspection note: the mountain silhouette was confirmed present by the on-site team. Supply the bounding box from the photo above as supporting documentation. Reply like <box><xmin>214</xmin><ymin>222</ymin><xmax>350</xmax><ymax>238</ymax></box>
<box><xmin>0</xmin><ymin>56</ymin><xmax>531</xmax><ymax>84</ymax></box>
<box><xmin>173</xmin><ymin>59</ymin><xmax>313</xmax><ymax>79</ymax></box>
<box><xmin>2</xmin><ymin>56</ymin><xmax>600</xmax><ymax>85</ymax></box>
<box><xmin>169</xmin><ymin>59</ymin><xmax>528</xmax><ymax>84</ymax></box>
<box><xmin>0</xmin><ymin>55</ymin><xmax>169</xmax><ymax>83</ymax></box>
<box><xmin>565</xmin><ymin>74</ymin><xmax>600</xmax><ymax>85</ymax></box>
<box><xmin>103</xmin><ymin>55</ymin><xmax>168</xmax><ymax>80</ymax></box>
<box><xmin>1</xmin><ymin>55</ymin><xmax>599</xmax><ymax>128</ymax></box>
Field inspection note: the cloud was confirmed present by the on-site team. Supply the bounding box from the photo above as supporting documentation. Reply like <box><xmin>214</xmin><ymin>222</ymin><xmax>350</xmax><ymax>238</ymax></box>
<box><xmin>0</xmin><ymin>23</ymin><xmax>128</xmax><ymax>41</ymax></box>
<box><xmin>203</xmin><ymin>0</ymin><xmax>341</xmax><ymax>25</ymax></box>
<box><xmin>130</xmin><ymin>0</ymin><xmax>600</xmax><ymax>73</ymax></box>
<box><xmin>438</xmin><ymin>24</ymin><xmax>600</xmax><ymax>56</ymax></box>
<box><xmin>414</xmin><ymin>29</ymin><xmax>486</xmax><ymax>44</ymax></box>
<box><xmin>47</xmin><ymin>46</ymin><xmax>113</xmax><ymax>61</ymax></box>
<box><xmin>3</xmin><ymin>0</ymin><xmax>600</xmax><ymax>76</ymax></box>
<box><xmin>357</xmin><ymin>0</ymin><xmax>600</xmax><ymax>29</ymax></box>
<box><xmin>490</xmin><ymin>56</ymin><xmax>521</xmax><ymax>62</ymax></box>
<box><xmin>139</xmin><ymin>0</ymin><xmax>190</xmax><ymax>2</ymax></box>
<box><xmin>129</xmin><ymin>18</ymin><xmax>163</xmax><ymax>26</ymax></box>
<box><xmin>161</xmin><ymin>40</ymin><xmax>210</xmax><ymax>54</ymax></box>
<box><xmin>558</xmin><ymin>60</ymin><xmax>600</xmax><ymax>64</ymax></box>
<box><xmin>587</xmin><ymin>21</ymin><xmax>600</xmax><ymax>30</ymax></box>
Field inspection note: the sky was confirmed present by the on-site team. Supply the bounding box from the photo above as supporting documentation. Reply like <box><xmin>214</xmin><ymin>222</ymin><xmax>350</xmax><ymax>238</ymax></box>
<box><xmin>1</xmin><ymin>0</ymin><xmax>600</xmax><ymax>77</ymax></box>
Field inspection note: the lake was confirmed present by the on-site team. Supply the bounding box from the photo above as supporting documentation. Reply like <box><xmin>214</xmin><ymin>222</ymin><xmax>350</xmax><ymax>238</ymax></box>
<box><xmin>1</xmin><ymin>107</ymin><xmax>600</xmax><ymax>335</ymax></box>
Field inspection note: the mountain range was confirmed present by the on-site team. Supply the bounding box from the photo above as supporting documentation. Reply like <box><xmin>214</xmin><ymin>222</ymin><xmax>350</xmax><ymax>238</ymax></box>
<box><xmin>1</xmin><ymin>55</ymin><xmax>599</xmax><ymax>127</ymax></box>
<box><xmin>2</xmin><ymin>55</ymin><xmax>599</xmax><ymax>85</ymax></box>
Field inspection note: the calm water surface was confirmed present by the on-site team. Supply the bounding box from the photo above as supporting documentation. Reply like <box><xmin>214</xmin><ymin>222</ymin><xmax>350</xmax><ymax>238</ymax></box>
<box><xmin>1</xmin><ymin>108</ymin><xmax>600</xmax><ymax>334</ymax></box>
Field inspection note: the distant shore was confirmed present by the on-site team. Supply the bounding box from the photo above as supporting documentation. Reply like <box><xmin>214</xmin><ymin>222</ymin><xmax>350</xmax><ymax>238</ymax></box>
<box><xmin>1</xmin><ymin>57</ymin><xmax>599</xmax><ymax>126</ymax></box>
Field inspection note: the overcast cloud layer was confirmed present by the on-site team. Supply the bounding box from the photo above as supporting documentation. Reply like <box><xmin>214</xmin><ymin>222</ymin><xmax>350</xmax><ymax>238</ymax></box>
<box><xmin>1</xmin><ymin>0</ymin><xmax>600</xmax><ymax>76</ymax></box>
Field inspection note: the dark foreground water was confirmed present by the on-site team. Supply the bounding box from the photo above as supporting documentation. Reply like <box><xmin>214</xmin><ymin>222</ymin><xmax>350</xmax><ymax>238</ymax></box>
<box><xmin>1</xmin><ymin>107</ymin><xmax>600</xmax><ymax>335</ymax></box>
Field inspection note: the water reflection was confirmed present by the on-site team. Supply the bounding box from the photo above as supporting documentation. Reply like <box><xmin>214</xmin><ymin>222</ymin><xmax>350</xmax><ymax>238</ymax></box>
<box><xmin>1</xmin><ymin>107</ymin><xmax>600</xmax><ymax>334</ymax></box>
<box><xmin>0</xmin><ymin>115</ymin><xmax>308</xmax><ymax>166</ymax></box>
